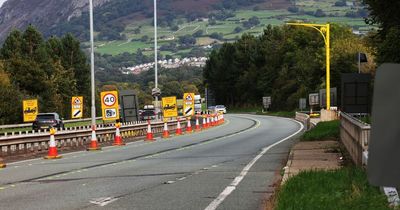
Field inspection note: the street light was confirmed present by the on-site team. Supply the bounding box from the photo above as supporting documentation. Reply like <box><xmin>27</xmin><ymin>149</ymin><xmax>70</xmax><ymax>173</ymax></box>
<box><xmin>153</xmin><ymin>0</ymin><xmax>161</xmax><ymax>119</ymax></box>
<box><xmin>88</xmin><ymin>0</ymin><xmax>100</xmax><ymax>150</ymax></box>
<box><xmin>286</xmin><ymin>22</ymin><xmax>331</xmax><ymax>110</ymax></box>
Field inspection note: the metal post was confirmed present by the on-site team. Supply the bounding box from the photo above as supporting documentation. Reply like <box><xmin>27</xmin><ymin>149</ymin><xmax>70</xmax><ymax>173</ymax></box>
<box><xmin>153</xmin><ymin>0</ymin><xmax>159</xmax><ymax>120</ymax></box>
<box><xmin>358</xmin><ymin>52</ymin><xmax>361</xmax><ymax>73</ymax></box>
<box><xmin>89</xmin><ymin>0</ymin><xmax>96</xmax><ymax>129</ymax></box>
<box><xmin>326</xmin><ymin>24</ymin><xmax>330</xmax><ymax>110</ymax></box>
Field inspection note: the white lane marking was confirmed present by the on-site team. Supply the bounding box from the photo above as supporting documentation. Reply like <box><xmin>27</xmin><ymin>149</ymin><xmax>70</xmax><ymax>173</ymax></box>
<box><xmin>90</xmin><ymin>197</ymin><xmax>118</xmax><ymax>207</ymax></box>
<box><xmin>204</xmin><ymin>118</ymin><xmax>304</xmax><ymax>210</ymax></box>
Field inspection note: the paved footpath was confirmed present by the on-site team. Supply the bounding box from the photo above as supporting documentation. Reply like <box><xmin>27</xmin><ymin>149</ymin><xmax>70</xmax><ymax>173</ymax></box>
<box><xmin>282</xmin><ymin>140</ymin><xmax>342</xmax><ymax>183</ymax></box>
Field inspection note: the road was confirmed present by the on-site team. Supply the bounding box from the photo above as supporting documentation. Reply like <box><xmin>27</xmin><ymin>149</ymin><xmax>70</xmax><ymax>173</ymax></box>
<box><xmin>0</xmin><ymin>114</ymin><xmax>303</xmax><ymax>210</ymax></box>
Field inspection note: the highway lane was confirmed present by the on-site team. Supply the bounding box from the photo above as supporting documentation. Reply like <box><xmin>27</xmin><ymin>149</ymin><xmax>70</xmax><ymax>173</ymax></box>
<box><xmin>0</xmin><ymin>114</ymin><xmax>303</xmax><ymax>210</ymax></box>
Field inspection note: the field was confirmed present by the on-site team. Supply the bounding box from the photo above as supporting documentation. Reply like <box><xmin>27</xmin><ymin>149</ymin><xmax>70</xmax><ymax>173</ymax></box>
<box><xmin>94</xmin><ymin>0</ymin><xmax>373</xmax><ymax>57</ymax></box>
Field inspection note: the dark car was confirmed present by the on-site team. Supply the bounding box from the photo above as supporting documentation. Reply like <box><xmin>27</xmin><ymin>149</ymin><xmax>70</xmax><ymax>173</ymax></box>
<box><xmin>32</xmin><ymin>113</ymin><xmax>64</xmax><ymax>131</ymax></box>
<box><xmin>140</xmin><ymin>109</ymin><xmax>156</xmax><ymax>121</ymax></box>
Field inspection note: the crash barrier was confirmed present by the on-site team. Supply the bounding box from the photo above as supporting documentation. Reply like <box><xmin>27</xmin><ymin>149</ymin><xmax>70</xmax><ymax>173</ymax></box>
<box><xmin>0</xmin><ymin>117</ymin><xmax>103</xmax><ymax>133</ymax></box>
<box><xmin>0</xmin><ymin>119</ymin><xmax>188</xmax><ymax>156</ymax></box>
<box><xmin>295</xmin><ymin>112</ymin><xmax>311</xmax><ymax>130</ymax></box>
<box><xmin>340</xmin><ymin>112</ymin><xmax>370</xmax><ymax>166</ymax></box>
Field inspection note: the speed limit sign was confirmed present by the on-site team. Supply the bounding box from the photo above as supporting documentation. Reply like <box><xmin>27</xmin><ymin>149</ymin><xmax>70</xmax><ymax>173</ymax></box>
<box><xmin>100</xmin><ymin>91</ymin><xmax>119</xmax><ymax>121</ymax></box>
<box><xmin>103</xmin><ymin>93</ymin><xmax>117</xmax><ymax>107</ymax></box>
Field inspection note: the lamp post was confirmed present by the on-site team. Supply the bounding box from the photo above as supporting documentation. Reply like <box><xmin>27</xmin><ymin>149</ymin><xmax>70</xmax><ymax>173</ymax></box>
<box><xmin>153</xmin><ymin>0</ymin><xmax>161</xmax><ymax>120</ymax></box>
<box><xmin>287</xmin><ymin>23</ymin><xmax>331</xmax><ymax>110</ymax></box>
<box><xmin>86</xmin><ymin>0</ymin><xmax>101</xmax><ymax>150</ymax></box>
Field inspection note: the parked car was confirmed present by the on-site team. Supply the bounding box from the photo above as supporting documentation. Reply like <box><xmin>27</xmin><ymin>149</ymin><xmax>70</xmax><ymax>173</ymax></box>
<box><xmin>215</xmin><ymin>105</ymin><xmax>227</xmax><ymax>114</ymax></box>
<box><xmin>32</xmin><ymin>113</ymin><xmax>64</xmax><ymax>131</ymax></box>
<box><xmin>140</xmin><ymin>109</ymin><xmax>156</xmax><ymax>121</ymax></box>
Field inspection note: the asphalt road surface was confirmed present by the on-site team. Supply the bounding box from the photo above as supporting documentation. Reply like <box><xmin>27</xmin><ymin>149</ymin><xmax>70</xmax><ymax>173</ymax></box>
<box><xmin>0</xmin><ymin>114</ymin><xmax>303</xmax><ymax>210</ymax></box>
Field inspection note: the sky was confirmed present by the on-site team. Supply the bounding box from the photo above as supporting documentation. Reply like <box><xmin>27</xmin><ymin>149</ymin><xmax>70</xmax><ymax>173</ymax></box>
<box><xmin>0</xmin><ymin>0</ymin><xmax>6</xmax><ymax>8</ymax></box>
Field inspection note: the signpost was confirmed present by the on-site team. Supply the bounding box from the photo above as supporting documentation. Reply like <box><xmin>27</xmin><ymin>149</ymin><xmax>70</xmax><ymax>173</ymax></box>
<box><xmin>101</xmin><ymin>91</ymin><xmax>119</xmax><ymax>121</ymax></box>
<box><xmin>162</xmin><ymin>96</ymin><xmax>178</xmax><ymax>118</ymax></box>
<box><xmin>262</xmin><ymin>96</ymin><xmax>271</xmax><ymax>110</ymax></box>
<box><xmin>183</xmin><ymin>93</ymin><xmax>195</xmax><ymax>116</ymax></box>
<box><xmin>299</xmin><ymin>98</ymin><xmax>306</xmax><ymax>111</ymax></box>
<box><xmin>71</xmin><ymin>96</ymin><xmax>83</xmax><ymax>119</ymax></box>
<box><xmin>23</xmin><ymin>99</ymin><xmax>38</xmax><ymax>122</ymax></box>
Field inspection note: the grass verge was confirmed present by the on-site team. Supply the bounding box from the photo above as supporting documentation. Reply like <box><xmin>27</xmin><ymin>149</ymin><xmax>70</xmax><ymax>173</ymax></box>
<box><xmin>275</xmin><ymin>167</ymin><xmax>392</xmax><ymax>210</ymax></box>
<box><xmin>301</xmin><ymin>120</ymin><xmax>340</xmax><ymax>141</ymax></box>
<box><xmin>257</xmin><ymin>111</ymin><xmax>296</xmax><ymax>118</ymax></box>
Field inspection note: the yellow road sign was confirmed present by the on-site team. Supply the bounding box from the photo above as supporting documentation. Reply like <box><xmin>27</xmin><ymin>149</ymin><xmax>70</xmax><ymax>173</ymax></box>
<box><xmin>101</xmin><ymin>91</ymin><xmax>119</xmax><ymax>121</ymax></box>
<box><xmin>183</xmin><ymin>93</ymin><xmax>195</xmax><ymax>116</ymax></box>
<box><xmin>71</xmin><ymin>96</ymin><xmax>83</xmax><ymax>119</ymax></box>
<box><xmin>162</xmin><ymin>96</ymin><xmax>177</xmax><ymax>118</ymax></box>
<box><xmin>23</xmin><ymin>99</ymin><xmax>38</xmax><ymax>122</ymax></box>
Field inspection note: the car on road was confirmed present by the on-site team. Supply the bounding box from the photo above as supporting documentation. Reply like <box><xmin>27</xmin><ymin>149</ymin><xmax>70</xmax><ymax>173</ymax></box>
<box><xmin>140</xmin><ymin>109</ymin><xmax>156</xmax><ymax>121</ymax></box>
<box><xmin>32</xmin><ymin>113</ymin><xmax>64</xmax><ymax>131</ymax></box>
<box><xmin>214</xmin><ymin>105</ymin><xmax>227</xmax><ymax>114</ymax></box>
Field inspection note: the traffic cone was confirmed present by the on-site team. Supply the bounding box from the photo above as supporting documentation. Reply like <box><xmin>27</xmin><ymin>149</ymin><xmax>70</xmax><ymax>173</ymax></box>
<box><xmin>211</xmin><ymin>115</ymin><xmax>215</xmax><ymax>126</ymax></box>
<box><xmin>176</xmin><ymin>118</ymin><xmax>183</xmax><ymax>135</ymax></box>
<box><xmin>202</xmin><ymin>115</ymin><xmax>207</xmax><ymax>129</ymax></box>
<box><xmin>146</xmin><ymin>120</ymin><xmax>155</xmax><ymax>141</ymax></box>
<box><xmin>221</xmin><ymin>114</ymin><xmax>224</xmax><ymax>123</ymax></box>
<box><xmin>87</xmin><ymin>125</ymin><xmax>101</xmax><ymax>151</ymax></box>
<box><xmin>216</xmin><ymin>114</ymin><xmax>220</xmax><ymax>125</ymax></box>
<box><xmin>195</xmin><ymin>115</ymin><xmax>201</xmax><ymax>131</ymax></box>
<box><xmin>113</xmin><ymin>123</ymin><xmax>125</xmax><ymax>146</ymax></box>
<box><xmin>44</xmin><ymin>128</ymin><xmax>62</xmax><ymax>159</ymax></box>
<box><xmin>206</xmin><ymin>115</ymin><xmax>210</xmax><ymax>128</ymax></box>
<box><xmin>186</xmin><ymin>117</ymin><xmax>193</xmax><ymax>133</ymax></box>
<box><xmin>0</xmin><ymin>158</ymin><xmax>6</xmax><ymax>168</ymax></box>
<box><xmin>162</xmin><ymin>121</ymin><xmax>170</xmax><ymax>138</ymax></box>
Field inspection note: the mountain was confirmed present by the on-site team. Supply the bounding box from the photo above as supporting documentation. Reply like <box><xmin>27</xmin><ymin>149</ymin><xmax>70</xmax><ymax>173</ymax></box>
<box><xmin>0</xmin><ymin>0</ymin><xmax>290</xmax><ymax>41</ymax></box>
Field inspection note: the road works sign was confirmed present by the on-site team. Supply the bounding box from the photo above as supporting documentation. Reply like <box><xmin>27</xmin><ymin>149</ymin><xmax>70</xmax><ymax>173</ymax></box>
<box><xmin>101</xmin><ymin>91</ymin><xmax>119</xmax><ymax>121</ymax></box>
<box><xmin>71</xmin><ymin>96</ymin><xmax>83</xmax><ymax>119</ymax></box>
<box><xmin>183</xmin><ymin>93</ymin><xmax>195</xmax><ymax>116</ymax></box>
<box><xmin>162</xmin><ymin>96</ymin><xmax>178</xmax><ymax>118</ymax></box>
<box><xmin>23</xmin><ymin>99</ymin><xmax>38</xmax><ymax>122</ymax></box>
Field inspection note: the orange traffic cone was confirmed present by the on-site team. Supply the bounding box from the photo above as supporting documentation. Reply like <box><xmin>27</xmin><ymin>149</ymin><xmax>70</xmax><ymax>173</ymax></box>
<box><xmin>176</xmin><ymin>118</ymin><xmax>183</xmax><ymax>135</ymax></box>
<box><xmin>206</xmin><ymin>115</ymin><xmax>210</xmax><ymax>128</ymax></box>
<box><xmin>0</xmin><ymin>158</ymin><xmax>6</xmax><ymax>168</ymax></box>
<box><xmin>113</xmin><ymin>122</ymin><xmax>125</xmax><ymax>146</ymax></box>
<box><xmin>162</xmin><ymin>121</ymin><xmax>170</xmax><ymax>138</ymax></box>
<box><xmin>87</xmin><ymin>125</ymin><xmax>101</xmax><ymax>151</ymax></box>
<box><xmin>186</xmin><ymin>117</ymin><xmax>193</xmax><ymax>133</ymax></box>
<box><xmin>211</xmin><ymin>115</ymin><xmax>215</xmax><ymax>126</ymax></box>
<box><xmin>202</xmin><ymin>115</ymin><xmax>207</xmax><ymax>129</ymax></box>
<box><xmin>146</xmin><ymin>120</ymin><xmax>155</xmax><ymax>141</ymax></box>
<box><xmin>221</xmin><ymin>114</ymin><xmax>224</xmax><ymax>123</ymax></box>
<box><xmin>195</xmin><ymin>115</ymin><xmax>201</xmax><ymax>131</ymax></box>
<box><xmin>44</xmin><ymin>128</ymin><xmax>62</xmax><ymax>159</ymax></box>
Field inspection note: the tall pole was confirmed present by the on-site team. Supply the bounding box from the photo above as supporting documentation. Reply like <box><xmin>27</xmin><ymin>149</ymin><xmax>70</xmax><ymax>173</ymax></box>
<box><xmin>358</xmin><ymin>52</ymin><xmax>361</xmax><ymax>73</ymax></box>
<box><xmin>154</xmin><ymin>0</ymin><xmax>158</xmax><ymax>90</ymax></box>
<box><xmin>326</xmin><ymin>24</ymin><xmax>330</xmax><ymax>110</ymax></box>
<box><xmin>153</xmin><ymin>0</ymin><xmax>159</xmax><ymax>119</ymax></box>
<box><xmin>89</xmin><ymin>0</ymin><xmax>96</xmax><ymax>127</ymax></box>
<box><xmin>87</xmin><ymin>0</ymin><xmax>100</xmax><ymax>150</ymax></box>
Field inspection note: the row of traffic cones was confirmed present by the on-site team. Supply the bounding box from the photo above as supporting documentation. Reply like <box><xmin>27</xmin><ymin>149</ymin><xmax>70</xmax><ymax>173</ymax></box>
<box><xmin>33</xmin><ymin>114</ymin><xmax>225</xmax><ymax>163</ymax></box>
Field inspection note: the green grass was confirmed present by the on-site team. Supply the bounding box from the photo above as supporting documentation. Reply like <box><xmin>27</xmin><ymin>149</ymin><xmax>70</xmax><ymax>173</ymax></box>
<box><xmin>92</xmin><ymin>5</ymin><xmax>372</xmax><ymax>56</ymax></box>
<box><xmin>301</xmin><ymin>120</ymin><xmax>340</xmax><ymax>141</ymax></box>
<box><xmin>227</xmin><ymin>106</ymin><xmax>262</xmax><ymax>113</ymax></box>
<box><xmin>276</xmin><ymin>167</ymin><xmax>392</xmax><ymax>210</ymax></box>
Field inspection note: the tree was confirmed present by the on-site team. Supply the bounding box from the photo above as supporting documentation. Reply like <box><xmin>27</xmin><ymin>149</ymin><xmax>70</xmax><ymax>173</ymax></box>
<box><xmin>363</xmin><ymin>0</ymin><xmax>400</xmax><ymax>63</ymax></box>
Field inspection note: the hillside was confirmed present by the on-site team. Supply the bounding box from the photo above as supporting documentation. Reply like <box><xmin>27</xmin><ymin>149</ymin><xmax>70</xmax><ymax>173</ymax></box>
<box><xmin>0</xmin><ymin>0</ymin><xmax>289</xmax><ymax>41</ymax></box>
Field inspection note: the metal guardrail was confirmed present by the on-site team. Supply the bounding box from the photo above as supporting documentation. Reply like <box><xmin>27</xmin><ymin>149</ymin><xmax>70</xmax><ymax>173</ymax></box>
<box><xmin>0</xmin><ymin>119</ymin><xmax>187</xmax><ymax>156</ymax></box>
<box><xmin>340</xmin><ymin>112</ymin><xmax>370</xmax><ymax>166</ymax></box>
<box><xmin>0</xmin><ymin>117</ymin><xmax>103</xmax><ymax>130</ymax></box>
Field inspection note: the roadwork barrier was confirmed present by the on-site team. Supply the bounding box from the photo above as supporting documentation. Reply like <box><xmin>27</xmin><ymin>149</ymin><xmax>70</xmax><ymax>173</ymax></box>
<box><xmin>0</xmin><ymin>119</ymin><xmax>187</xmax><ymax>156</ymax></box>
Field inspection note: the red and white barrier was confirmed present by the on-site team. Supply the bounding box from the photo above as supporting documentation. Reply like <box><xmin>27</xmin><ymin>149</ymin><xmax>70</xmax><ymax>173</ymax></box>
<box><xmin>113</xmin><ymin>122</ymin><xmax>125</xmax><ymax>146</ymax></box>
<box><xmin>87</xmin><ymin>125</ymin><xmax>101</xmax><ymax>151</ymax></box>
<box><xmin>44</xmin><ymin>128</ymin><xmax>62</xmax><ymax>159</ymax></box>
